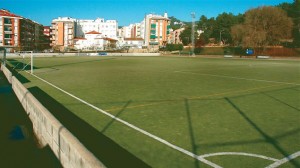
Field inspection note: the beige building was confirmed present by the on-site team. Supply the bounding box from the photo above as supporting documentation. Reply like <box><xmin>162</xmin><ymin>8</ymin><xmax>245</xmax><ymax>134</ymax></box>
<box><xmin>171</xmin><ymin>28</ymin><xmax>185</xmax><ymax>44</ymax></box>
<box><xmin>51</xmin><ymin>17</ymin><xmax>76</xmax><ymax>51</ymax></box>
<box><xmin>144</xmin><ymin>13</ymin><xmax>171</xmax><ymax>48</ymax></box>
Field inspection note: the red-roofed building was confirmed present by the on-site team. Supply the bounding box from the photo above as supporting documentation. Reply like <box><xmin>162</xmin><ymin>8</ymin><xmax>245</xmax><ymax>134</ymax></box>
<box><xmin>85</xmin><ymin>31</ymin><xmax>101</xmax><ymax>35</ymax></box>
<box><xmin>74</xmin><ymin>30</ymin><xmax>104</xmax><ymax>50</ymax></box>
<box><xmin>0</xmin><ymin>9</ymin><xmax>21</xmax><ymax>52</ymax></box>
<box><xmin>0</xmin><ymin>9</ymin><xmax>50</xmax><ymax>52</ymax></box>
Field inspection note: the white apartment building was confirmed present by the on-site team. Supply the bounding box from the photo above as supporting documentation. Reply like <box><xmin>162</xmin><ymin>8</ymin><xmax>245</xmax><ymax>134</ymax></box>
<box><xmin>119</xmin><ymin>24</ymin><xmax>134</xmax><ymax>38</ymax></box>
<box><xmin>74</xmin><ymin>30</ymin><xmax>103</xmax><ymax>50</ymax></box>
<box><xmin>51</xmin><ymin>17</ymin><xmax>117</xmax><ymax>51</ymax></box>
<box><xmin>76</xmin><ymin>18</ymin><xmax>118</xmax><ymax>39</ymax></box>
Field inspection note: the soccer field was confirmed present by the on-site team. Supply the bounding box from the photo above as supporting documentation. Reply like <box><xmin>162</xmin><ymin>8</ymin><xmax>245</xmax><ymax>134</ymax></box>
<box><xmin>9</xmin><ymin>56</ymin><xmax>300</xmax><ymax>168</ymax></box>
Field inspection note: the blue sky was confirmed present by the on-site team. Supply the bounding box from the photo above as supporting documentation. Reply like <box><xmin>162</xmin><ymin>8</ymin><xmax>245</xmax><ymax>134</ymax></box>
<box><xmin>1</xmin><ymin>0</ymin><xmax>294</xmax><ymax>26</ymax></box>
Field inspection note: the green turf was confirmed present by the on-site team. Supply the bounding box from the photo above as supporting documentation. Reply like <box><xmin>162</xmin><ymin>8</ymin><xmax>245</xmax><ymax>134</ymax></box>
<box><xmin>8</xmin><ymin>56</ymin><xmax>300</xmax><ymax>168</ymax></box>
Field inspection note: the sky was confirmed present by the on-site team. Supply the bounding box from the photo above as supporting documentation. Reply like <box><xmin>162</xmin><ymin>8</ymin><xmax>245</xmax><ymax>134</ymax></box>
<box><xmin>0</xmin><ymin>0</ymin><xmax>294</xmax><ymax>26</ymax></box>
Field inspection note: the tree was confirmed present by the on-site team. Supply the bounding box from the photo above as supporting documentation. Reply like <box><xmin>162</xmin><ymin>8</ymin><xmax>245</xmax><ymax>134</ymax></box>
<box><xmin>179</xmin><ymin>26</ymin><xmax>198</xmax><ymax>46</ymax></box>
<box><xmin>231</xmin><ymin>24</ymin><xmax>244</xmax><ymax>46</ymax></box>
<box><xmin>169</xmin><ymin>16</ymin><xmax>185</xmax><ymax>30</ymax></box>
<box><xmin>231</xmin><ymin>6</ymin><xmax>293</xmax><ymax>51</ymax></box>
<box><xmin>215</xmin><ymin>12</ymin><xmax>244</xmax><ymax>44</ymax></box>
<box><xmin>198</xmin><ymin>13</ymin><xmax>243</xmax><ymax>45</ymax></box>
<box><xmin>198</xmin><ymin>15</ymin><xmax>216</xmax><ymax>44</ymax></box>
<box><xmin>278</xmin><ymin>0</ymin><xmax>300</xmax><ymax>47</ymax></box>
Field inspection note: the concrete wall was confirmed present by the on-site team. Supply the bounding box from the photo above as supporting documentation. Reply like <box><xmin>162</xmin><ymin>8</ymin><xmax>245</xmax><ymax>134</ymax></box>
<box><xmin>1</xmin><ymin>64</ymin><xmax>105</xmax><ymax>168</ymax></box>
<box><xmin>1</xmin><ymin>64</ymin><xmax>12</xmax><ymax>83</ymax></box>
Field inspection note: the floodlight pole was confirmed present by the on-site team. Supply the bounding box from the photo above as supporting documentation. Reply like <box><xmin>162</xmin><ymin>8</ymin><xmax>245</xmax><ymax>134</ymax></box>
<box><xmin>191</xmin><ymin>12</ymin><xmax>196</xmax><ymax>57</ymax></box>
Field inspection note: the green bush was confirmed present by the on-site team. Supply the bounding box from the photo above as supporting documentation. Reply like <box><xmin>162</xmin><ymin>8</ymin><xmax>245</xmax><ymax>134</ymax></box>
<box><xmin>164</xmin><ymin>44</ymin><xmax>183</xmax><ymax>51</ymax></box>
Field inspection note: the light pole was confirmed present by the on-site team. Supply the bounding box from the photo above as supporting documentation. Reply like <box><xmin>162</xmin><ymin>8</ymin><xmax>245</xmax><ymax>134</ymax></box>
<box><xmin>191</xmin><ymin>12</ymin><xmax>195</xmax><ymax>56</ymax></box>
<box><xmin>219</xmin><ymin>29</ymin><xmax>224</xmax><ymax>46</ymax></box>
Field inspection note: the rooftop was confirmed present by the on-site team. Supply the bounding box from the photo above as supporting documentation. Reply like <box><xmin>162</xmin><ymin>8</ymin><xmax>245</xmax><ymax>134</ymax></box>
<box><xmin>0</xmin><ymin>9</ymin><xmax>20</xmax><ymax>18</ymax></box>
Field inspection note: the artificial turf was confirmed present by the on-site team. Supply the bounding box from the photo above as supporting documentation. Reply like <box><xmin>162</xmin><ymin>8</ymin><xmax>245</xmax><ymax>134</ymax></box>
<box><xmin>8</xmin><ymin>56</ymin><xmax>300</xmax><ymax>168</ymax></box>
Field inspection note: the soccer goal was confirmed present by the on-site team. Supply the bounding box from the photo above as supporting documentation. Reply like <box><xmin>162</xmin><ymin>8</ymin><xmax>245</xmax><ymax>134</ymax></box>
<box><xmin>13</xmin><ymin>51</ymin><xmax>34</xmax><ymax>74</ymax></box>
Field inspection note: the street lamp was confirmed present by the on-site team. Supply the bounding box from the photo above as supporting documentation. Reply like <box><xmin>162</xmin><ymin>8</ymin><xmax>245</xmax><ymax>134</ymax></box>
<box><xmin>191</xmin><ymin>12</ymin><xmax>195</xmax><ymax>56</ymax></box>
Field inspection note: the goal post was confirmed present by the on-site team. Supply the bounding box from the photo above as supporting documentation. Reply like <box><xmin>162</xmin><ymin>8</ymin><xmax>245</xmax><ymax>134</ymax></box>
<box><xmin>14</xmin><ymin>51</ymin><xmax>34</xmax><ymax>74</ymax></box>
<box><xmin>0</xmin><ymin>47</ymin><xmax>6</xmax><ymax>67</ymax></box>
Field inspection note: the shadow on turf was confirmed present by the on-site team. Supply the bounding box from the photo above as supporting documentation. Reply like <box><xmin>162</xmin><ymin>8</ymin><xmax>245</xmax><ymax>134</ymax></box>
<box><xmin>261</xmin><ymin>92</ymin><xmax>300</xmax><ymax>111</ymax></box>
<box><xmin>5</xmin><ymin>60</ymin><xmax>31</xmax><ymax>83</ymax></box>
<box><xmin>101</xmin><ymin>100</ymin><xmax>132</xmax><ymax>133</ymax></box>
<box><xmin>28</xmin><ymin>86</ymin><xmax>150</xmax><ymax>168</ymax></box>
<box><xmin>185</xmin><ymin>99</ymin><xmax>200</xmax><ymax>168</ymax></box>
<box><xmin>40</xmin><ymin>57</ymin><xmax>116</xmax><ymax>69</ymax></box>
<box><xmin>225</xmin><ymin>97</ymin><xmax>300</xmax><ymax>168</ymax></box>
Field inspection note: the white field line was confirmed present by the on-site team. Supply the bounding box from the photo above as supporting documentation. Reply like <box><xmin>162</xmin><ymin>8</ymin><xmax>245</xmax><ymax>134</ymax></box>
<box><xmin>265</xmin><ymin>151</ymin><xmax>300</xmax><ymax>168</ymax></box>
<box><xmin>30</xmin><ymin>73</ymin><xmax>221</xmax><ymax>168</ymax></box>
<box><xmin>174</xmin><ymin>71</ymin><xmax>300</xmax><ymax>86</ymax></box>
<box><xmin>199</xmin><ymin>152</ymin><xmax>279</xmax><ymax>162</ymax></box>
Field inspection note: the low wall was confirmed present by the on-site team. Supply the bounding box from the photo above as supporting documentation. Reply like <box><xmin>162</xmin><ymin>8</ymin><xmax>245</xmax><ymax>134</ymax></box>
<box><xmin>107</xmin><ymin>53</ymin><xmax>160</xmax><ymax>56</ymax></box>
<box><xmin>1</xmin><ymin>64</ymin><xmax>12</xmax><ymax>83</ymax></box>
<box><xmin>1</xmin><ymin>65</ymin><xmax>105</xmax><ymax>168</ymax></box>
<box><xmin>6</xmin><ymin>52</ymin><xmax>160</xmax><ymax>58</ymax></box>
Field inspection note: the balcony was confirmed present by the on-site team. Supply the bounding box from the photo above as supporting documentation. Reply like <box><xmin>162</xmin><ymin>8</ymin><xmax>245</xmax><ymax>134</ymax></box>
<box><xmin>4</xmin><ymin>31</ymin><xmax>12</xmax><ymax>34</ymax></box>
<box><xmin>4</xmin><ymin>22</ymin><xmax>12</xmax><ymax>25</ymax></box>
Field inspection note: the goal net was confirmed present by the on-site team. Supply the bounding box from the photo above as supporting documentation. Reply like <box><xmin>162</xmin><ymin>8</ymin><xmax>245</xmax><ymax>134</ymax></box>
<box><xmin>13</xmin><ymin>51</ymin><xmax>34</xmax><ymax>74</ymax></box>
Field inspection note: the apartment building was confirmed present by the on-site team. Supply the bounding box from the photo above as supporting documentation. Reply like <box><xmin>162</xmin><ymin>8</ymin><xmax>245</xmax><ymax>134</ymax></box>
<box><xmin>0</xmin><ymin>9</ymin><xmax>20</xmax><ymax>52</ymax></box>
<box><xmin>131</xmin><ymin>23</ymin><xmax>142</xmax><ymax>38</ymax></box>
<box><xmin>51</xmin><ymin>17</ymin><xmax>118</xmax><ymax>51</ymax></box>
<box><xmin>0</xmin><ymin>9</ymin><xmax>48</xmax><ymax>52</ymax></box>
<box><xmin>144</xmin><ymin>13</ymin><xmax>171</xmax><ymax>48</ymax></box>
<box><xmin>43</xmin><ymin>26</ymin><xmax>51</xmax><ymax>36</ymax></box>
<box><xmin>171</xmin><ymin>28</ymin><xmax>185</xmax><ymax>44</ymax></box>
<box><xmin>76</xmin><ymin>18</ymin><xmax>117</xmax><ymax>39</ymax></box>
<box><xmin>119</xmin><ymin>24</ymin><xmax>134</xmax><ymax>38</ymax></box>
<box><xmin>50</xmin><ymin>17</ymin><xmax>76</xmax><ymax>51</ymax></box>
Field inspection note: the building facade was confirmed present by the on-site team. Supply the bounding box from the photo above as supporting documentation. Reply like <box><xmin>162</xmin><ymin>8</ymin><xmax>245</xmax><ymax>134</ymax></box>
<box><xmin>76</xmin><ymin>18</ymin><xmax>117</xmax><ymax>39</ymax></box>
<box><xmin>0</xmin><ymin>9</ymin><xmax>20</xmax><ymax>52</ymax></box>
<box><xmin>171</xmin><ymin>28</ymin><xmax>184</xmax><ymax>44</ymax></box>
<box><xmin>144</xmin><ymin>13</ymin><xmax>171</xmax><ymax>48</ymax></box>
<box><xmin>51</xmin><ymin>17</ymin><xmax>118</xmax><ymax>51</ymax></box>
<box><xmin>50</xmin><ymin>17</ymin><xmax>76</xmax><ymax>51</ymax></box>
<box><xmin>0</xmin><ymin>9</ymin><xmax>48</xmax><ymax>52</ymax></box>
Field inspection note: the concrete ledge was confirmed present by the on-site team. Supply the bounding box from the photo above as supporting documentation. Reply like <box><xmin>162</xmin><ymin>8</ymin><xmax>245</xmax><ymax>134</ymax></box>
<box><xmin>257</xmin><ymin>55</ymin><xmax>270</xmax><ymax>59</ymax></box>
<box><xmin>1</xmin><ymin>64</ymin><xmax>105</xmax><ymax>168</ymax></box>
<box><xmin>1</xmin><ymin>65</ymin><xmax>12</xmax><ymax>83</ymax></box>
<box><xmin>224</xmin><ymin>55</ymin><xmax>233</xmax><ymax>58</ymax></box>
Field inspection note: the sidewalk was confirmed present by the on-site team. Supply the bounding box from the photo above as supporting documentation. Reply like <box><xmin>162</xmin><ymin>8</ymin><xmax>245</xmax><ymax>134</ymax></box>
<box><xmin>0</xmin><ymin>71</ymin><xmax>61</xmax><ymax>168</ymax></box>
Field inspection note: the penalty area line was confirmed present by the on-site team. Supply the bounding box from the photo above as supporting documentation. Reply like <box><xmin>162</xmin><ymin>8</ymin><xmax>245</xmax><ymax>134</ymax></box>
<box><xmin>174</xmin><ymin>71</ymin><xmax>300</xmax><ymax>86</ymax></box>
<box><xmin>29</xmin><ymin>73</ymin><xmax>222</xmax><ymax>168</ymax></box>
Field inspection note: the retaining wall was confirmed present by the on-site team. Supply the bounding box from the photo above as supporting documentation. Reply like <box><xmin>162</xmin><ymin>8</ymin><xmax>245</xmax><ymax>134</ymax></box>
<box><xmin>1</xmin><ymin>64</ymin><xmax>105</xmax><ymax>168</ymax></box>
